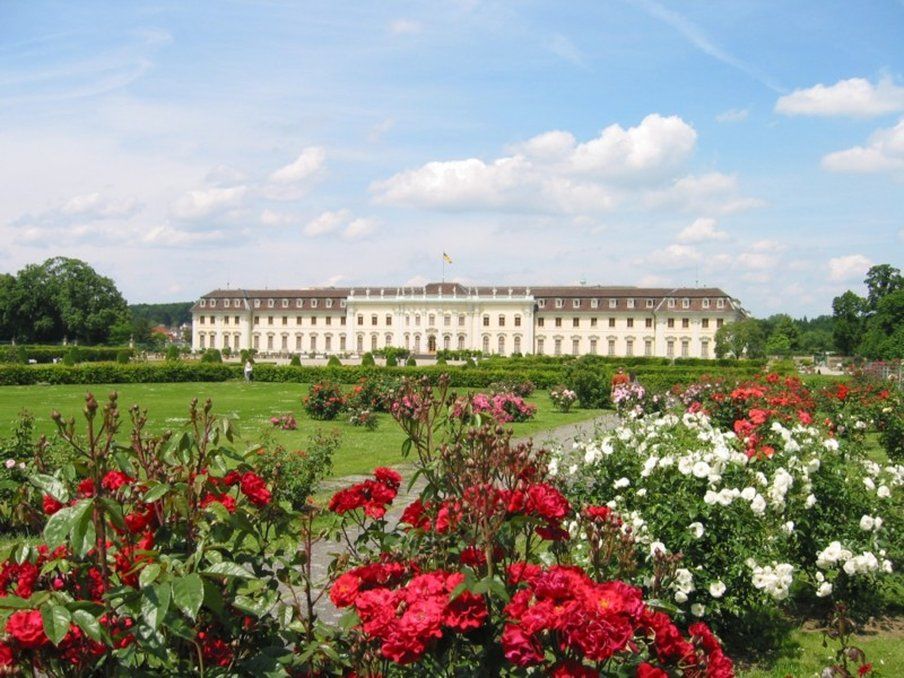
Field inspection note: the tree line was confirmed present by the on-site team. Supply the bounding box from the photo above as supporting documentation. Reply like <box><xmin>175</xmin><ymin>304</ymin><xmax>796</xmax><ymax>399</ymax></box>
<box><xmin>0</xmin><ymin>257</ymin><xmax>192</xmax><ymax>347</ymax></box>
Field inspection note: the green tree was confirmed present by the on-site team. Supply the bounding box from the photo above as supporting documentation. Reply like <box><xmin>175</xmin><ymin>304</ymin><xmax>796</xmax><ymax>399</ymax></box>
<box><xmin>864</xmin><ymin>264</ymin><xmax>903</xmax><ymax>312</ymax></box>
<box><xmin>859</xmin><ymin>289</ymin><xmax>904</xmax><ymax>359</ymax></box>
<box><xmin>714</xmin><ymin>318</ymin><xmax>766</xmax><ymax>359</ymax></box>
<box><xmin>831</xmin><ymin>290</ymin><xmax>866</xmax><ymax>355</ymax></box>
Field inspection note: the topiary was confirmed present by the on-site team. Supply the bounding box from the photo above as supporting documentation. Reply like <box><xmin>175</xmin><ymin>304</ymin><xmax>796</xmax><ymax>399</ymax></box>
<box><xmin>385</xmin><ymin>354</ymin><xmax>398</xmax><ymax>367</ymax></box>
<box><xmin>327</xmin><ymin>355</ymin><xmax>342</xmax><ymax>367</ymax></box>
<box><xmin>165</xmin><ymin>345</ymin><xmax>180</xmax><ymax>362</ymax></box>
<box><xmin>200</xmin><ymin>348</ymin><xmax>223</xmax><ymax>363</ymax></box>
<box><xmin>290</xmin><ymin>354</ymin><xmax>302</xmax><ymax>367</ymax></box>
<box><xmin>435</xmin><ymin>356</ymin><xmax>447</xmax><ymax>365</ymax></box>
<box><xmin>463</xmin><ymin>357</ymin><xmax>477</xmax><ymax>369</ymax></box>
<box><xmin>361</xmin><ymin>352</ymin><xmax>376</xmax><ymax>367</ymax></box>
<box><xmin>405</xmin><ymin>356</ymin><xmax>417</xmax><ymax>367</ymax></box>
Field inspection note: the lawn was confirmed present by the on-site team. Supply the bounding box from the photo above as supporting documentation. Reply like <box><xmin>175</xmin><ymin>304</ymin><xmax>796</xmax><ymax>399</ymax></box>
<box><xmin>0</xmin><ymin>382</ymin><xmax>606</xmax><ymax>478</ymax></box>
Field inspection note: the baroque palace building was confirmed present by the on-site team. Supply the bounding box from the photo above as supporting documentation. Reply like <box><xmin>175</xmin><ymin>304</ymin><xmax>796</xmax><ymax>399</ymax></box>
<box><xmin>191</xmin><ymin>283</ymin><xmax>745</xmax><ymax>359</ymax></box>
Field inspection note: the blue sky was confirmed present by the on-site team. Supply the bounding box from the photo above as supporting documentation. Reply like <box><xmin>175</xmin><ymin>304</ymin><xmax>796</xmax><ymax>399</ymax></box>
<box><xmin>0</xmin><ymin>1</ymin><xmax>901</xmax><ymax>316</ymax></box>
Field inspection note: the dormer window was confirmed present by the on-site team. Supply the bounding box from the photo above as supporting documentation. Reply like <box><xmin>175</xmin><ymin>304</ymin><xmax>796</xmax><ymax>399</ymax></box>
<box><xmin>267</xmin><ymin>299</ymin><xmax>274</xmax><ymax>308</ymax></box>
<box><xmin>572</xmin><ymin>299</ymin><xmax>580</xmax><ymax>308</ymax></box>
<box><xmin>282</xmin><ymin>299</ymin><xmax>289</xmax><ymax>308</ymax></box>
<box><xmin>340</xmin><ymin>300</ymin><xmax>347</xmax><ymax>308</ymax></box>
<box><xmin>555</xmin><ymin>298</ymin><xmax>564</xmax><ymax>308</ymax></box>
<box><xmin>717</xmin><ymin>298</ymin><xmax>725</xmax><ymax>308</ymax></box>
<box><xmin>209</xmin><ymin>300</ymin><xmax>216</xmax><ymax>308</ymax></box>
<box><xmin>682</xmin><ymin>298</ymin><xmax>690</xmax><ymax>309</ymax></box>
<box><xmin>326</xmin><ymin>299</ymin><xmax>333</xmax><ymax>308</ymax></box>
<box><xmin>702</xmin><ymin>299</ymin><xmax>710</xmax><ymax>309</ymax></box>
<box><xmin>223</xmin><ymin>299</ymin><xmax>230</xmax><ymax>308</ymax></box>
<box><xmin>233</xmin><ymin>299</ymin><xmax>240</xmax><ymax>307</ymax></box>
<box><xmin>254</xmin><ymin>299</ymin><xmax>261</xmax><ymax>308</ymax></box>
<box><xmin>627</xmin><ymin>298</ymin><xmax>635</xmax><ymax>309</ymax></box>
<box><xmin>667</xmin><ymin>298</ymin><xmax>675</xmax><ymax>308</ymax></box>
<box><xmin>590</xmin><ymin>299</ymin><xmax>599</xmax><ymax>309</ymax></box>
<box><xmin>538</xmin><ymin>299</ymin><xmax>546</xmax><ymax>308</ymax></box>
<box><xmin>608</xmin><ymin>299</ymin><xmax>617</xmax><ymax>309</ymax></box>
<box><xmin>645</xmin><ymin>299</ymin><xmax>654</xmax><ymax>308</ymax></box>
<box><xmin>199</xmin><ymin>299</ymin><xmax>206</xmax><ymax>308</ymax></box>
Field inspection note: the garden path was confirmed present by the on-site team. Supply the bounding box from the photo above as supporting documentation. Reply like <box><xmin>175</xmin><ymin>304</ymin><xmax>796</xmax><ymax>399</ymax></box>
<box><xmin>307</xmin><ymin>411</ymin><xmax>620</xmax><ymax>623</ymax></box>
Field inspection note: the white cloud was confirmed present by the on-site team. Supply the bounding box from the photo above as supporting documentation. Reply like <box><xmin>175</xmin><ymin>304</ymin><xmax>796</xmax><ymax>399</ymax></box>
<box><xmin>715</xmin><ymin>108</ymin><xmax>749</xmax><ymax>123</ymax></box>
<box><xmin>736</xmin><ymin>251</ymin><xmax>777</xmax><ymax>270</ymax></box>
<box><xmin>260</xmin><ymin>209</ymin><xmax>294</xmax><ymax>226</ymax></box>
<box><xmin>142</xmin><ymin>224</ymin><xmax>228</xmax><ymax>246</ymax></box>
<box><xmin>821</xmin><ymin>118</ymin><xmax>904</xmax><ymax>174</ymax></box>
<box><xmin>269</xmin><ymin>146</ymin><xmax>326</xmax><ymax>184</ymax></box>
<box><xmin>389</xmin><ymin>19</ymin><xmax>422</xmax><ymax>35</ymax></box>
<box><xmin>368</xmin><ymin>117</ymin><xmax>395</xmax><ymax>143</ymax></box>
<box><xmin>170</xmin><ymin>185</ymin><xmax>247</xmax><ymax>220</ymax></box>
<box><xmin>646</xmin><ymin>172</ymin><xmax>763</xmax><ymax>215</ymax></box>
<box><xmin>61</xmin><ymin>192</ymin><xmax>141</xmax><ymax>218</ymax></box>
<box><xmin>776</xmin><ymin>77</ymin><xmax>904</xmax><ymax>117</ymax></box>
<box><xmin>343</xmin><ymin>217</ymin><xmax>376</xmax><ymax>240</ymax></box>
<box><xmin>546</xmin><ymin>34</ymin><xmax>586</xmax><ymax>68</ymax></box>
<box><xmin>373</xmin><ymin>114</ymin><xmax>710</xmax><ymax>214</ymax></box>
<box><xmin>676</xmin><ymin>217</ymin><xmax>728</xmax><ymax>243</ymax></box>
<box><xmin>828</xmin><ymin>254</ymin><xmax>872</xmax><ymax>282</ymax></box>
<box><xmin>304</xmin><ymin>209</ymin><xmax>350</xmax><ymax>236</ymax></box>
<box><xmin>642</xmin><ymin>243</ymin><xmax>702</xmax><ymax>269</ymax></box>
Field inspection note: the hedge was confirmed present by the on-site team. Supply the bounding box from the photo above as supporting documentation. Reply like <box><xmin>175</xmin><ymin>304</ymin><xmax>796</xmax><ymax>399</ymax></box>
<box><xmin>0</xmin><ymin>361</ymin><xmax>768</xmax><ymax>390</ymax></box>
<box><xmin>0</xmin><ymin>345</ymin><xmax>135</xmax><ymax>364</ymax></box>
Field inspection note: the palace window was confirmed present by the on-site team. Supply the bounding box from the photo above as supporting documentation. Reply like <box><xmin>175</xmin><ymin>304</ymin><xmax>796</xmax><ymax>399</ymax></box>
<box><xmin>296</xmin><ymin>335</ymin><xmax>303</xmax><ymax>351</ymax></box>
<box><xmin>537</xmin><ymin>299</ymin><xmax>546</xmax><ymax>308</ymax></box>
<box><xmin>282</xmin><ymin>299</ymin><xmax>289</xmax><ymax>308</ymax></box>
<box><xmin>608</xmin><ymin>299</ymin><xmax>617</xmax><ymax>309</ymax></box>
<box><xmin>645</xmin><ymin>339</ymin><xmax>653</xmax><ymax>356</ymax></box>
<box><xmin>325</xmin><ymin>335</ymin><xmax>332</xmax><ymax>351</ymax></box>
<box><xmin>590</xmin><ymin>318</ymin><xmax>597</xmax><ymax>327</ymax></box>
<box><xmin>253</xmin><ymin>316</ymin><xmax>259</xmax><ymax>325</ymax></box>
<box><xmin>310</xmin><ymin>299</ymin><xmax>318</xmax><ymax>308</ymax></box>
<box><xmin>340</xmin><ymin>336</ymin><xmax>346</xmax><ymax>350</ymax></box>
<box><xmin>267</xmin><ymin>335</ymin><xmax>274</xmax><ymax>350</ymax></box>
<box><xmin>667</xmin><ymin>318</ymin><xmax>674</xmax><ymax>328</ymax></box>
<box><xmin>268</xmin><ymin>316</ymin><xmax>274</xmax><ymax>325</ymax></box>
<box><xmin>682</xmin><ymin>298</ymin><xmax>690</xmax><ymax>309</ymax></box>
<box><xmin>555</xmin><ymin>298</ymin><xmax>564</xmax><ymax>309</ymax></box>
<box><xmin>444</xmin><ymin>315</ymin><xmax>451</xmax><ymax>327</ymax></box>
<box><xmin>340</xmin><ymin>300</ymin><xmax>347</xmax><ymax>308</ymax></box>
<box><xmin>357</xmin><ymin>315</ymin><xmax>363</xmax><ymax>325</ymax></box>
<box><xmin>645</xmin><ymin>318</ymin><xmax>653</xmax><ymax>328</ymax></box>
<box><xmin>371</xmin><ymin>314</ymin><xmax>378</xmax><ymax>326</ymax></box>
<box><xmin>458</xmin><ymin>335</ymin><xmax>466</xmax><ymax>350</ymax></box>
<box><xmin>555</xmin><ymin>317</ymin><xmax>562</xmax><ymax>327</ymax></box>
<box><xmin>386</xmin><ymin>314</ymin><xmax>392</xmax><ymax>326</ymax></box>
<box><xmin>357</xmin><ymin>335</ymin><xmax>364</xmax><ymax>353</ymax></box>
<box><xmin>252</xmin><ymin>335</ymin><xmax>259</xmax><ymax>350</ymax></box>
<box><xmin>554</xmin><ymin>338</ymin><xmax>562</xmax><ymax>355</ymax></box>
<box><xmin>267</xmin><ymin>299</ymin><xmax>274</xmax><ymax>308</ymax></box>
<box><xmin>590</xmin><ymin>299</ymin><xmax>599</xmax><ymax>309</ymax></box>
<box><xmin>200</xmin><ymin>299</ymin><xmax>206</xmax><ymax>308</ymax></box>
<box><xmin>443</xmin><ymin>335</ymin><xmax>450</xmax><ymax>350</ymax></box>
<box><xmin>701</xmin><ymin>339</ymin><xmax>710</xmax><ymax>358</ymax></box>
<box><xmin>224</xmin><ymin>316</ymin><xmax>229</xmax><ymax>325</ymax></box>
<box><xmin>311</xmin><ymin>335</ymin><xmax>318</xmax><ymax>352</ymax></box>
<box><xmin>281</xmin><ymin>335</ymin><xmax>288</xmax><ymax>350</ymax></box>
<box><xmin>717</xmin><ymin>318</ymin><xmax>724</xmax><ymax>328</ymax></box>
<box><xmin>209</xmin><ymin>300</ymin><xmax>216</xmax><ymax>308</ymax></box>
<box><xmin>428</xmin><ymin>314</ymin><xmax>435</xmax><ymax>325</ymax></box>
<box><xmin>514</xmin><ymin>315</ymin><xmax>521</xmax><ymax>327</ymax></box>
<box><xmin>681</xmin><ymin>339</ymin><xmax>690</xmax><ymax>357</ymax></box>
<box><xmin>234</xmin><ymin>316</ymin><xmax>239</xmax><ymax>324</ymax></box>
<box><xmin>682</xmin><ymin>318</ymin><xmax>689</xmax><ymax>329</ymax></box>
<box><xmin>627</xmin><ymin>318</ymin><xmax>634</xmax><ymax>328</ymax></box>
<box><xmin>282</xmin><ymin>316</ymin><xmax>288</xmax><ymax>326</ymax></box>
<box><xmin>325</xmin><ymin>299</ymin><xmax>333</xmax><ymax>308</ymax></box>
<box><xmin>325</xmin><ymin>316</ymin><xmax>331</xmax><ymax>326</ymax></box>
<box><xmin>415</xmin><ymin>314</ymin><xmax>421</xmax><ymax>327</ymax></box>
<box><xmin>537</xmin><ymin>338</ymin><xmax>545</xmax><ymax>354</ymax></box>
<box><xmin>646</xmin><ymin>299</ymin><xmax>654</xmax><ymax>308</ymax></box>
<box><xmin>498</xmin><ymin>314</ymin><xmax>506</xmax><ymax>327</ymax></box>
<box><xmin>296</xmin><ymin>299</ymin><xmax>303</xmax><ymax>308</ymax></box>
<box><xmin>483</xmin><ymin>315</ymin><xmax>490</xmax><ymax>327</ymax></box>
<box><xmin>296</xmin><ymin>316</ymin><xmax>302</xmax><ymax>325</ymax></box>
<box><xmin>572</xmin><ymin>338</ymin><xmax>579</xmax><ymax>355</ymax></box>
<box><xmin>254</xmin><ymin>299</ymin><xmax>260</xmax><ymax>308</ymax></box>
<box><xmin>199</xmin><ymin>334</ymin><xmax>206</xmax><ymax>349</ymax></box>
<box><xmin>224</xmin><ymin>299</ymin><xmax>230</xmax><ymax>309</ymax></box>
<box><xmin>702</xmin><ymin>318</ymin><xmax>709</xmax><ymax>328</ymax></box>
<box><xmin>572</xmin><ymin>299</ymin><xmax>580</xmax><ymax>308</ymax></box>
<box><xmin>589</xmin><ymin>338</ymin><xmax>597</xmax><ymax>354</ymax></box>
<box><xmin>702</xmin><ymin>299</ymin><xmax>710</xmax><ymax>309</ymax></box>
<box><xmin>310</xmin><ymin>316</ymin><xmax>317</xmax><ymax>326</ymax></box>
<box><xmin>385</xmin><ymin>333</ymin><xmax>392</xmax><ymax>346</ymax></box>
<box><xmin>483</xmin><ymin>336</ymin><xmax>490</xmax><ymax>353</ymax></box>
<box><xmin>717</xmin><ymin>298</ymin><xmax>725</xmax><ymax>308</ymax></box>
<box><xmin>667</xmin><ymin>298</ymin><xmax>675</xmax><ymax>308</ymax></box>
<box><xmin>626</xmin><ymin>338</ymin><xmax>634</xmax><ymax>356</ymax></box>
<box><xmin>572</xmin><ymin>317</ymin><xmax>579</xmax><ymax>328</ymax></box>
<box><xmin>209</xmin><ymin>316</ymin><xmax>215</xmax><ymax>324</ymax></box>
<box><xmin>666</xmin><ymin>339</ymin><xmax>674</xmax><ymax>358</ymax></box>
<box><xmin>458</xmin><ymin>314</ymin><xmax>466</xmax><ymax>326</ymax></box>
<box><xmin>608</xmin><ymin>339</ymin><xmax>615</xmax><ymax>356</ymax></box>
<box><xmin>537</xmin><ymin>317</ymin><xmax>545</xmax><ymax>327</ymax></box>
<box><xmin>608</xmin><ymin>318</ymin><xmax>616</xmax><ymax>328</ymax></box>
<box><xmin>627</xmin><ymin>298</ymin><xmax>635</xmax><ymax>309</ymax></box>
<box><xmin>498</xmin><ymin>336</ymin><xmax>506</xmax><ymax>354</ymax></box>
<box><xmin>199</xmin><ymin>316</ymin><xmax>205</xmax><ymax>324</ymax></box>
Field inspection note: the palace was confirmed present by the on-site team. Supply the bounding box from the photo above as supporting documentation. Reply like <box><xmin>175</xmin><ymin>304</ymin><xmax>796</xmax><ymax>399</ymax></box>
<box><xmin>191</xmin><ymin>283</ymin><xmax>745</xmax><ymax>359</ymax></box>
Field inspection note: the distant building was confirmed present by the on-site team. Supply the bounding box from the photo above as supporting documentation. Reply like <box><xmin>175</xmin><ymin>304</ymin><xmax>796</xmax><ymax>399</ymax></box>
<box><xmin>191</xmin><ymin>283</ymin><xmax>745</xmax><ymax>359</ymax></box>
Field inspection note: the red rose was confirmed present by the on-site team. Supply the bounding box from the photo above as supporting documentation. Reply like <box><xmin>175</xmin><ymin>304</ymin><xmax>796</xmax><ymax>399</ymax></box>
<box><xmin>330</xmin><ymin>572</ymin><xmax>361</xmax><ymax>608</ymax></box>
<box><xmin>373</xmin><ymin>467</ymin><xmax>402</xmax><ymax>489</ymax></box>
<box><xmin>6</xmin><ymin>610</ymin><xmax>48</xmax><ymax>648</ymax></box>
<box><xmin>443</xmin><ymin>590</ymin><xmax>487</xmax><ymax>632</ymax></box>
<box><xmin>239</xmin><ymin>472</ymin><xmax>271</xmax><ymax>507</ymax></box>
<box><xmin>222</xmin><ymin>470</ymin><xmax>242</xmax><ymax>486</ymax></box>
<box><xmin>77</xmin><ymin>478</ymin><xmax>95</xmax><ymax>497</ymax></box>
<box><xmin>102</xmin><ymin>470</ymin><xmax>133</xmax><ymax>492</ymax></box>
<box><xmin>635</xmin><ymin>663</ymin><xmax>668</xmax><ymax>678</ymax></box>
<box><xmin>0</xmin><ymin>642</ymin><xmax>12</xmax><ymax>666</ymax></box>
<box><xmin>42</xmin><ymin>494</ymin><xmax>64</xmax><ymax>515</ymax></box>
<box><xmin>124</xmin><ymin>509</ymin><xmax>153</xmax><ymax>533</ymax></box>
<box><xmin>501</xmin><ymin>624</ymin><xmax>544</xmax><ymax>666</ymax></box>
<box><xmin>200</xmin><ymin>493</ymin><xmax>237</xmax><ymax>513</ymax></box>
<box><xmin>526</xmin><ymin>483</ymin><xmax>570</xmax><ymax>520</ymax></box>
<box><xmin>551</xmin><ymin>660</ymin><xmax>599</xmax><ymax>678</ymax></box>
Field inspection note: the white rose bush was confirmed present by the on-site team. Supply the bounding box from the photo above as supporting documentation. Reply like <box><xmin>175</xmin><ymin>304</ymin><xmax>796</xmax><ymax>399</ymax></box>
<box><xmin>552</xmin><ymin>374</ymin><xmax>903</xmax><ymax>651</ymax></box>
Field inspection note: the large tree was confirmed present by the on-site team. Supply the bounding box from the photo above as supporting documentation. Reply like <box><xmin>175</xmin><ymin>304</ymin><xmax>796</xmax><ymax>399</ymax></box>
<box><xmin>715</xmin><ymin>318</ymin><xmax>766</xmax><ymax>359</ymax></box>
<box><xmin>864</xmin><ymin>264</ymin><xmax>903</xmax><ymax>312</ymax></box>
<box><xmin>2</xmin><ymin>257</ymin><xmax>129</xmax><ymax>344</ymax></box>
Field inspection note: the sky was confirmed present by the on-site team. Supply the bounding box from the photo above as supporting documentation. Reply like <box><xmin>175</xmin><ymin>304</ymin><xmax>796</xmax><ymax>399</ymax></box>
<box><xmin>0</xmin><ymin>1</ymin><xmax>902</xmax><ymax>317</ymax></box>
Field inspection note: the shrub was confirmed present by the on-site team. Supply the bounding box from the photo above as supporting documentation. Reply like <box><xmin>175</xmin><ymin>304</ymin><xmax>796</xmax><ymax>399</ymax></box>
<box><xmin>361</xmin><ymin>352</ymin><xmax>376</xmax><ymax>367</ymax></box>
<box><xmin>254</xmin><ymin>430</ymin><xmax>338</xmax><ymax>511</ymax></box>
<box><xmin>464</xmin><ymin>392</ymin><xmax>536</xmax><ymax>423</ymax></box>
<box><xmin>165</xmin><ymin>345</ymin><xmax>181</xmax><ymax>361</ymax></box>
<box><xmin>289</xmin><ymin>354</ymin><xmax>302</xmax><ymax>366</ymax></box>
<box><xmin>221</xmin><ymin>346</ymin><xmax>232</xmax><ymax>359</ymax></box>
<box><xmin>327</xmin><ymin>355</ymin><xmax>342</xmax><ymax>367</ymax></box>
<box><xmin>302</xmin><ymin>380</ymin><xmax>346</xmax><ymax>420</ymax></box>
<box><xmin>269</xmin><ymin>413</ymin><xmax>298</xmax><ymax>430</ymax></box>
<box><xmin>385</xmin><ymin>354</ymin><xmax>398</xmax><ymax>367</ymax></box>
<box><xmin>115</xmin><ymin>349</ymin><xmax>131</xmax><ymax>364</ymax></box>
<box><xmin>200</xmin><ymin>348</ymin><xmax>223</xmax><ymax>363</ymax></box>
<box><xmin>405</xmin><ymin>356</ymin><xmax>417</xmax><ymax>367</ymax></box>
<box><xmin>347</xmin><ymin>406</ymin><xmax>378</xmax><ymax>431</ymax></box>
<box><xmin>564</xmin><ymin>366</ymin><xmax>612</xmax><ymax>409</ymax></box>
<box><xmin>549</xmin><ymin>385</ymin><xmax>578</xmax><ymax>412</ymax></box>
<box><xmin>62</xmin><ymin>346</ymin><xmax>81</xmax><ymax>366</ymax></box>
<box><xmin>435</xmin><ymin>355</ymin><xmax>446</xmax><ymax>365</ymax></box>
<box><xmin>488</xmin><ymin>379</ymin><xmax>535</xmax><ymax>397</ymax></box>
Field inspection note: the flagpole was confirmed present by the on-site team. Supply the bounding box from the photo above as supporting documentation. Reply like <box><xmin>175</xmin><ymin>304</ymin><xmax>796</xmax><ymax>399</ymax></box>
<box><xmin>442</xmin><ymin>253</ymin><xmax>445</xmax><ymax>283</ymax></box>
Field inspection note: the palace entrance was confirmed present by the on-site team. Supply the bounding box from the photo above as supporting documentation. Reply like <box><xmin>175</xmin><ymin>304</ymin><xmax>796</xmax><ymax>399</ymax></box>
<box><xmin>427</xmin><ymin>335</ymin><xmax>437</xmax><ymax>353</ymax></box>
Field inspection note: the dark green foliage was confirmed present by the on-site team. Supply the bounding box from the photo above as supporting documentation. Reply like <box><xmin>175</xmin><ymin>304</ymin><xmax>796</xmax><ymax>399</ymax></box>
<box><xmin>405</xmin><ymin>356</ymin><xmax>417</xmax><ymax>366</ymax></box>
<box><xmin>385</xmin><ymin>354</ymin><xmax>398</xmax><ymax>367</ymax></box>
<box><xmin>563</xmin><ymin>365</ymin><xmax>612</xmax><ymax>408</ymax></box>
<box><xmin>128</xmin><ymin>302</ymin><xmax>194</xmax><ymax>327</ymax></box>
<box><xmin>361</xmin><ymin>352</ymin><xmax>376</xmax><ymax>367</ymax></box>
<box><xmin>115</xmin><ymin>349</ymin><xmax>131</xmax><ymax>364</ymax></box>
<box><xmin>435</xmin><ymin>356</ymin><xmax>447</xmax><ymax>365</ymax></box>
<box><xmin>289</xmin><ymin>354</ymin><xmax>302</xmax><ymax>366</ymax></box>
<box><xmin>327</xmin><ymin>355</ymin><xmax>342</xmax><ymax>367</ymax></box>
<box><xmin>165</xmin><ymin>345</ymin><xmax>181</xmax><ymax>362</ymax></box>
<box><xmin>254</xmin><ymin>430</ymin><xmax>339</xmax><ymax>510</ymax></box>
<box><xmin>62</xmin><ymin>346</ymin><xmax>81</xmax><ymax>366</ymax></box>
<box><xmin>374</xmin><ymin>346</ymin><xmax>410</xmax><ymax>362</ymax></box>
<box><xmin>831</xmin><ymin>264</ymin><xmax>904</xmax><ymax>358</ymax></box>
<box><xmin>200</xmin><ymin>348</ymin><xmax>223</xmax><ymax>363</ymax></box>
<box><xmin>0</xmin><ymin>345</ymin><xmax>133</xmax><ymax>364</ymax></box>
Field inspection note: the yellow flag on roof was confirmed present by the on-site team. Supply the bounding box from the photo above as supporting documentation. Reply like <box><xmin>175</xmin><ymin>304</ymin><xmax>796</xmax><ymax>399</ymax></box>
<box><xmin>443</xmin><ymin>252</ymin><xmax>453</xmax><ymax>264</ymax></box>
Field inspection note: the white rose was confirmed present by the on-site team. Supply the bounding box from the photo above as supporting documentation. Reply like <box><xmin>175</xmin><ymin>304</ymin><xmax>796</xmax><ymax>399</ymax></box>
<box><xmin>650</xmin><ymin>541</ymin><xmax>667</xmax><ymax>557</ymax></box>
<box><xmin>637</xmin><ymin>488</ymin><xmax>647</xmax><ymax>498</ymax></box>
<box><xmin>688</xmin><ymin>522</ymin><xmax>705</xmax><ymax>539</ymax></box>
<box><xmin>859</xmin><ymin>515</ymin><xmax>875</xmax><ymax>531</ymax></box>
<box><xmin>674</xmin><ymin>591</ymin><xmax>688</xmax><ymax>604</ymax></box>
<box><xmin>782</xmin><ymin>521</ymin><xmax>795</xmax><ymax>535</ymax></box>
<box><xmin>709</xmin><ymin>581</ymin><xmax>726</xmax><ymax>598</ymax></box>
<box><xmin>740</xmin><ymin>487</ymin><xmax>756</xmax><ymax>501</ymax></box>
<box><xmin>863</xmin><ymin>477</ymin><xmax>876</xmax><ymax>491</ymax></box>
<box><xmin>691</xmin><ymin>603</ymin><xmax>705</xmax><ymax>617</ymax></box>
<box><xmin>750</xmin><ymin>494</ymin><xmax>767</xmax><ymax>515</ymax></box>
<box><xmin>692</xmin><ymin>461</ymin><xmax>711</xmax><ymax>478</ymax></box>
<box><xmin>877</xmin><ymin>485</ymin><xmax>890</xmax><ymax>498</ymax></box>
<box><xmin>805</xmin><ymin>494</ymin><xmax>817</xmax><ymax>508</ymax></box>
<box><xmin>816</xmin><ymin>582</ymin><xmax>833</xmax><ymax>597</ymax></box>
<box><xmin>4</xmin><ymin>459</ymin><xmax>16</xmax><ymax>469</ymax></box>
<box><xmin>613</xmin><ymin>477</ymin><xmax>630</xmax><ymax>489</ymax></box>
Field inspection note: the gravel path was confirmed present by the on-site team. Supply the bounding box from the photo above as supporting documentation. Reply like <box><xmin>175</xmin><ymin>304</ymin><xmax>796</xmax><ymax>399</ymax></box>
<box><xmin>308</xmin><ymin>412</ymin><xmax>620</xmax><ymax>624</ymax></box>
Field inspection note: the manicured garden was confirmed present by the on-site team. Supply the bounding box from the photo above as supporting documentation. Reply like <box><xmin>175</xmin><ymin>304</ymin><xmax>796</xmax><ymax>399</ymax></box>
<box><xmin>0</xmin><ymin>381</ymin><xmax>606</xmax><ymax>478</ymax></box>
<box><xmin>0</xmin><ymin>369</ymin><xmax>900</xmax><ymax>675</ymax></box>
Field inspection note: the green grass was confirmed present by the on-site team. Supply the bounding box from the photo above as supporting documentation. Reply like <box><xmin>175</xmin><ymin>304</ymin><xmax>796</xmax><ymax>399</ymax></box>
<box><xmin>738</xmin><ymin>624</ymin><xmax>904</xmax><ymax>677</ymax></box>
<box><xmin>0</xmin><ymin>382</ymin><xmax>606</xmax><ymax>478</ymax></box>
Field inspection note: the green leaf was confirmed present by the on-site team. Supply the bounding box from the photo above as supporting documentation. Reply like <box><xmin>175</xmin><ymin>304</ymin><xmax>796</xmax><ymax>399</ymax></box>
<box><xmin>69</xmin><ymin>500</ymin><xmax>95</xmax><ymax>558</ymax></box>
<box><xmin>202</xmin><ymin>561</ymin><xmax>254</xmax><ymax>579</ymax></box>
<box><xmin>43</xmin><ymin>505</ymin><xmax>77</xmax><ymax>549</ymax></box>
<box><xmin>41</xmin><ymin>604</ymin><xmax>72</xmax><ymax>646</ymax></box>
<box><xmin>141</xmin><ymin>582</ymin><xmax>171</xmax><ymax>630</ymax></box>
<box><xmin>172</xmin><ymin>573</ymin><xmax>204</xmax><ymax>621</ymax></box>
<box><xmin>0</xmin><ymin>595</ymin><xmax>32</xmax><ymax>609</ymax></box>
<box><xmin>72</xmin><ymin>609</ymin><xmax>102</xmax><ymax>641</ymax></box>
<box><xmin>139</xmin><ymin>563</ymin><xmax>161</xmax><ymax>589</ymax></box>
<box><xmin>30</xmin><ymin>473</ymin><xmax>69</xmax><ymax>502</ymax></box>
<box><xmin>142</xmin><ymin>483</ymin><xmax>171</xmax><ymax>503</ymax></box>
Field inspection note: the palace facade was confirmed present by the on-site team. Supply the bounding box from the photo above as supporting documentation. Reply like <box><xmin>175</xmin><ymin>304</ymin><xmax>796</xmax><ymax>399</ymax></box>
<box><xmin>191</xmin><ymin>283</ymin><xmax>745</xmax><ymax>359</ymax></box>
